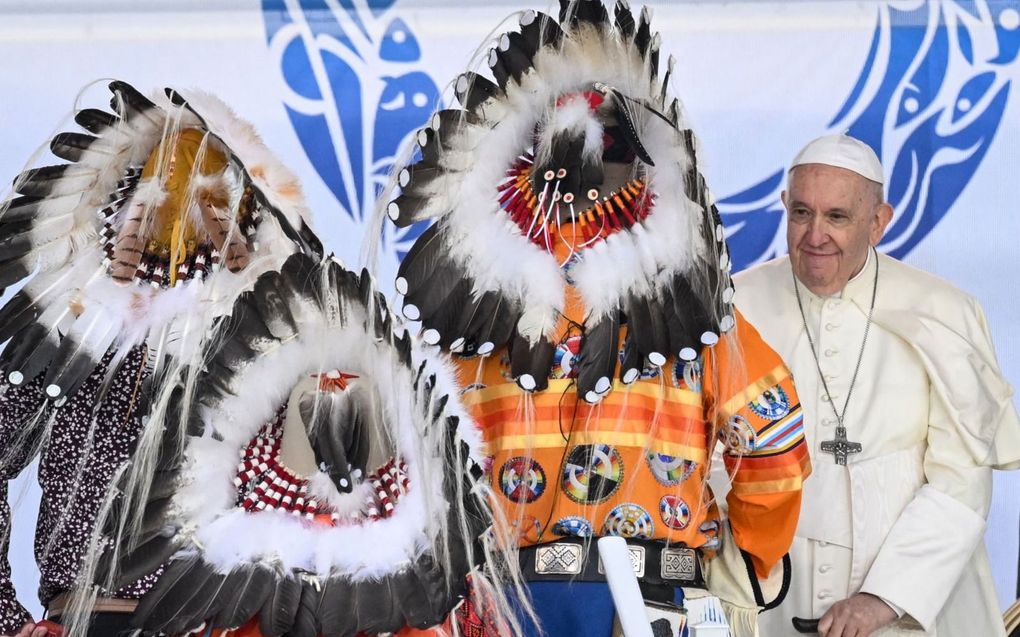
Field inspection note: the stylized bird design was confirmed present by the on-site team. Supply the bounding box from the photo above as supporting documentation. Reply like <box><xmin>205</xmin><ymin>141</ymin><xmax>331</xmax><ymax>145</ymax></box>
<box><xmin>263</xmin><ymin>0</ymin><xmax>440</xmax><ymax>258</ymax></box>
<box><xmin>720</xmin><ymin>0</ymin><xmax>1019</xmax><ymax>271</ymax></box>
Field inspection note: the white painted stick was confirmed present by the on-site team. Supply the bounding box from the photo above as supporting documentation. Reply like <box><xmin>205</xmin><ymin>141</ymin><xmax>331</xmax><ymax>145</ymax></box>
<box><xmin>597</xmin><ymin>536</ymin><xmax>654</xmax><ymax>637</ymax></box>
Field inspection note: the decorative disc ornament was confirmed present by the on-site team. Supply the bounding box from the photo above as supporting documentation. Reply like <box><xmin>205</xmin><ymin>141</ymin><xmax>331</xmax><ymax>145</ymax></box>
<box><xmin>602</xmin><ymin>503</ymin><xmax>654</xmax><ymax>539</ymax></box>
<box><xmin>645</xmin><ymin>452</ymin><xmax>696</xmax><ymax>486</ymax></box>
<box><xmin>562</xmin><ymin>443</ymin><xmax>624</xmax><ymax>504</ymax></box>
<box><xmin>499</xmin><ymin>456</ymin><xmax>547</xmax><ymax>503</ymax></box>
<box><xmin>552</xmin><ymin>516</ymin><xmax>594</xmax><ymax>538</ymax></box>
<box><xmin>749</xmin><ymin>385</ymin><xmax>791</xmax><ymax>421</ymax></box>
<box><xmin>658</xmin><ymin>495</ymin><xmax>691</xmax><ymax>530</ymax></box>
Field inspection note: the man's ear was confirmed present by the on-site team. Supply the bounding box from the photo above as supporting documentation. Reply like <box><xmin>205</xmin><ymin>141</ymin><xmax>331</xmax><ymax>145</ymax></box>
<box><xmin>870</xmin><ymin>202</ymin><xmax>894</xmax><ymax>245</ymax></box>
<box><xmin>780</xmin><ymin>189</ymin><xmax>789</xmax><ymax>210</ymax></box>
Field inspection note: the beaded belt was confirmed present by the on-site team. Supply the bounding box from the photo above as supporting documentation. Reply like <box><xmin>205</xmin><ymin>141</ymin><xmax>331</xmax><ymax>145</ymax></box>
<box><xmin>519</xmin><ymin>538</ymin><xmax>706</xmax><ymax>588</ymax></box>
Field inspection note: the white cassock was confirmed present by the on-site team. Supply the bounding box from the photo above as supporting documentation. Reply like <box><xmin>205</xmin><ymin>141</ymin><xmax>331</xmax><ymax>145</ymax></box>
<box><xmin>733</xmin><ymin>251</ymin><xmax>1020</xmax><ymax>636</ymax></box>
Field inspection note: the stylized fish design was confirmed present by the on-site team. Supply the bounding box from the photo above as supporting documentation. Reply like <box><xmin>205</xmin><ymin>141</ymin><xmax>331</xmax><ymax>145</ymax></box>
<box><xmin>720</xmin><ymin>0</ymin><xmax>1019</xmax><ymax>270</ymax></box>
<box><xmin>262</xmin><ymin>0</ymin><xmax>440</xmax><ymax>256</ymax></box>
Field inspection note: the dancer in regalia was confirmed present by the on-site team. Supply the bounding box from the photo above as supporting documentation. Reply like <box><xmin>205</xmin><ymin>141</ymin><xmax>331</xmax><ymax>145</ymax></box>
<box><xmin>0</xmin><ymin>80</ymin><xmax>315</xmax><ymax>636</ymax></box>
<box><xmin>385</xmin><ymin>2</ymin><xmax>811</xmax><ymax>635</ymax></box>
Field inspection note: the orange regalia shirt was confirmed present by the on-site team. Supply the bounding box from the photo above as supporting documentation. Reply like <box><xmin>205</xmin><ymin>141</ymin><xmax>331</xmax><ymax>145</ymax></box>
<box><xmin>455</xmin><ymin>302</ymin><xmax>811</xmax><ymax>578</ymax></box>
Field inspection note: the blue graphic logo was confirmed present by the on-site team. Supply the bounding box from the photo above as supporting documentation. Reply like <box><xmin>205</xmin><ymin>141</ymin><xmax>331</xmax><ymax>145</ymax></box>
<box><xmin>721</xmin><ymin>1</ymin><xmax>1020</xmax><ymax>270</ymax></box>
<box><xmin>263</xmin><ymin>1</ymin><xmax>1018</xmax><ymax>269</ymax></box>
<box><xmin>262</xmin><ymin>0</ymin><xmax>439</xmax><ymax>255</ymax></box>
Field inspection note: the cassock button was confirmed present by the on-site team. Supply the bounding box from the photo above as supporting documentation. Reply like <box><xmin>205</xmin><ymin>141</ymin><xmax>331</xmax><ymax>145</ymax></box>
<box><xmin>817</xmin><ymin>590</ymin><xmax>832</xmax><ymax>600</ymax></box>
<box><xmin>824</xmin><ymin>349</ymin><xmax>838</xmax><ymax>357</ymax></box>
<box><xmin>818</xmin><ymin>564</ymin><xmax>832</xmax><ymax>574</ymax></box>
<box><xmin>818</xmin><ymin>541</ymin><xmax>829</xmax><ymax>547</ymax></box>
<box><xmin>825</xmin><ymin>323</ymin><xmax>838</xmax><ymax>331</ymax></box>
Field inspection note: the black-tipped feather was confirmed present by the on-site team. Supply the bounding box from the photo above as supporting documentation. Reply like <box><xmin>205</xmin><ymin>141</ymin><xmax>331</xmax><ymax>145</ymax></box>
<box><xmin>350</xmin><ymin>578</ymin><xmax>404</xmax><ymax>635</ymax></box>
<box><xmin>288</xmin><ymin>581</ymin><xmax>322</xmax><ymax>637</ymax></box>
<box><xmin>387</xmin><ymin>193</ymin><xmax>438</xmax><ymax>228</ymax></box>
<box><xmin>159</xmin><ymin>570</ymin><xmax>229</xmax><ymax>634</ymax></box>
<box><xmin>496</xmin><ymin>32</ymin><xmax>535</xmax><ymax>83</ymax></box>
<box><xmin>14</xmin><ymin>165</ymin><xmax>72</xmax><ymax>197</ymax></box>
<box><xmin>0</xmin><ymin>290</ymin><xmax>43</xmax><ymax>344</ymax></box>
<box><xmin>614</xmin><ymin>0</ymin><xmax>636</xmax><ymax>37</ymax></box>
<box><xmin>0</xmin><ymin>231</ymin><xmax>36</xmax><ymax>263</ymax></box>
<box><xmin>2</xmin><ymin>196</ymin><xmax>46</xmax><ymax>224</ymax></box>
<box><xmin>648</xmin><ymin>33</ymin><xmax>661</xmax><ymax>77</ymax></box>
<box><xmin>394</xmin><ymin>330</ymin><xmax>413</xmax><ymax>367</ymax></box>
<box><xmin>212</xmin><ymin>567</ymin><xmax>274</xmax><ymax>629</ymax></box>
<box><xmin>625</xmin><ymin>294</ymin><xmax>669</xmax><ymax>363</ymax></box>
<box><xmin>561</xmin><ymin>0</ymin><xmax>610</xmax><ymax>29</ymax></box>
<box><xmin>634</xmin><ymin>7</ymin><xmax>652</xmax><ymax>57</ymax></box>
<box><xmin>109</xmin><ymin>80</ymin><xmax>158</xmax><ymax>119</ymax></box>
<box><xmin>619</xmin><ymin>331</ymin><xmax>643</xmax><ymax>381</ymax></box>
<box><xmin>131</xmin><ymin>557</ymin><xmax>206</xmax><ymax>629</ymax></box>
<box><xmin>109</xmin><ymin>534</ymin><xmax>179</xmax><ymax>590</ymax></box>
<box><xmin>401</xmin><ymin>251</ymin><xmax>465</xmax><ymax>320</ymax></box>
<box><xmin>395</xmin><ymin>221</ymin><xmax>446</xmax><ymax>295</ymax></box>
<box><xmin>317</xmin><ymin>578</ymin><xmax>358</xmax><ymax>637</ymax></box>
<box><xmin>0</xmin><ymin>323</ymin><xmax>59</xmax><ymax>385</ymax></box>
<box><xmin>0</xmin><ymin>260</ymin><xmax>31</xmax><ymax>291</ymax></box>
<box><xmin>519</xmin><ymin>11</ymin><xmax>564</xmax><ymax>54</ymax></box>
<box><xmin>576</xmin><ymin>313</ymin><xmax>621</xmax><ymax>400</ymax></box>
<box><xmin>259</xmin><ymin>576</ymin><xmax>302</xmax><ymax>637</ymax></box>
<box><xmin>430</xmin><ymin>108</ymin><xmax>483</xmax><ymax>134</ymax></box>
<box><xmin>454</xmin><ymin>72</ymin><xmax>500</xmax><ymax>111</ymax></box>
<box><xmin>225</xmin><ymin>294</ymin><xmax>282</xmax><ymax>356</ymax></box>
<box><xmin>607</xmin><ymin>89</ymin><xmax>655</xmax><ymax>165</ymax></box>
<box><xmin>416</xmin><ymin>279</ymin><xmax>475</xmax><ymax>348</ymax></box>
<box><xmin>471</xmin><ymin>293</ymin><xmax>519</xmax><ymax>353</ymax></box>
<box><xmin>509</xmin><ymin>333</ymin><xmax>556</xmax><ymax>391</ymax></box>
<box><xmin>670</xmin><ymin>272</ymin><xmax>713</xmax><ymax>350</ymax></box>
<box><xmin>43</xmin><ymin>332</ymin><xmax>115</xmax><ymax>401</ymax></box>
<box><xmin>487</xmin><ymin>47</ymin><xmax>511</xmax><ymax>89</ymax></box>
<box><xmin>254</xmin><ymin>273</ymin><xmax>300</xmax><ymax>341</ymax></box>
<box><xmin>397</xmin><ymin>163</ymin><xmax>457</xmax><ymax>201</ymax></box>
<box><xmin>49</xmin><ymin>132</ymin><xmax>98</xmax><ymax>162</ymax></box>
<box><xmin>461</xmin><ymin>290</ymin><xmax>518</xmax><ymax>354</ymax></box>
<box><xmin>74</xmin><ymin>107</ymin><xmax>119</xmax><ymax>134</ymax></box>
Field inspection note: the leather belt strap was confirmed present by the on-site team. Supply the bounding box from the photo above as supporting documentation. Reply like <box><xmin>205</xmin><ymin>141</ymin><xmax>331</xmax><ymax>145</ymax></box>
<box><xmin>519</xmin><ymin>538</ymin><xmax>706</xmax><ymax>588</ymax></box>
<box><xmin>46</xmin><ymin>593</ymin><xmax>139</xmax><ymax>618</ymax></box>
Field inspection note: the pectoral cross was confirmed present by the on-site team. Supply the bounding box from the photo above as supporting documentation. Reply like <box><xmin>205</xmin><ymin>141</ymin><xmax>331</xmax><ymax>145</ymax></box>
<box><xmin>820</xmin><ymin>426</ymin><xmax>862</xmax><ymax>466</ymax></box>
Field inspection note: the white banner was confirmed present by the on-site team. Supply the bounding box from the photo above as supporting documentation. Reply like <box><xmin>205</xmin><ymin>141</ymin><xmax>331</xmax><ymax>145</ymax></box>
<box><xmin>1</xmin><ymin>0</ymin><xmax>1017</xmax><ymax>620</ymax></box>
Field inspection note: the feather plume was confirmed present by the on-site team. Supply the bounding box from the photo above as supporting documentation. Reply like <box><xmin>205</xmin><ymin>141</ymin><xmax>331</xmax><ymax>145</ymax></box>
<box><xmin>258</xmin><ymin>575</ymin><xmax>301</xmax><ymax>637</ymax></box>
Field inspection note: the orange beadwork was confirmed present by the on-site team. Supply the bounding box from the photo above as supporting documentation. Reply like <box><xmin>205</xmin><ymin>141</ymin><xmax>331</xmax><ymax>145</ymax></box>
<box><xmin>497</xmin><ymin>154</ymin><xmax>654</xmax><ymax>249</ymax></box>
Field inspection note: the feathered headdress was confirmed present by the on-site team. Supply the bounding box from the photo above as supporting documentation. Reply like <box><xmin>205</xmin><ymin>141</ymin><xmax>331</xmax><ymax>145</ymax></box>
<box><xmin>87</xmin><ymin>253</ymin><xmax>509</xmax><ymax>636</ymax></box>
<box><xmin>387</xmin><ymin>0</ymin><xmax>736</xmax><ymax>402</ymax></box>
<box><xmin>0</xmin><ymin>80</ymin><xmax>317</xmax><ymax>402</ymax></box>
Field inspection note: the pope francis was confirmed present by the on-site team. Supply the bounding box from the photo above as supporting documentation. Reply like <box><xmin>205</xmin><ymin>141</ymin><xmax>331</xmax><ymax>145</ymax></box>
<box><xmin>735</xmin><ymin>134</ymin><xmax>1020</xmax><ymax>637</ymax></box>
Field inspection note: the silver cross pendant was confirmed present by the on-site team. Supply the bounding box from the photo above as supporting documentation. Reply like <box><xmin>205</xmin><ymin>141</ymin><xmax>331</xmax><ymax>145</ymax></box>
<box><xmin>820</xmin><ymin>426</ymin><xmax>862</xmax><ymax>466</ymax></box>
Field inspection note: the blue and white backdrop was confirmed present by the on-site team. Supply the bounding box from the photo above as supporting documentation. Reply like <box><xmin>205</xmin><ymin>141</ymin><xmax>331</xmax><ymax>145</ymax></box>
<box><xmin>0</xmin><ymin>0</ymin><xmax>1017</xmax><ymax>620</ymax></box>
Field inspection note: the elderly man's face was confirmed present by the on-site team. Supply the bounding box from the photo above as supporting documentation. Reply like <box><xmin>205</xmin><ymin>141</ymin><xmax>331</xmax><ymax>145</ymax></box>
<box><xmin>783</xmin><ymin>164</ymin><xmax>892</xmax><ymax>296</ymax></box>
